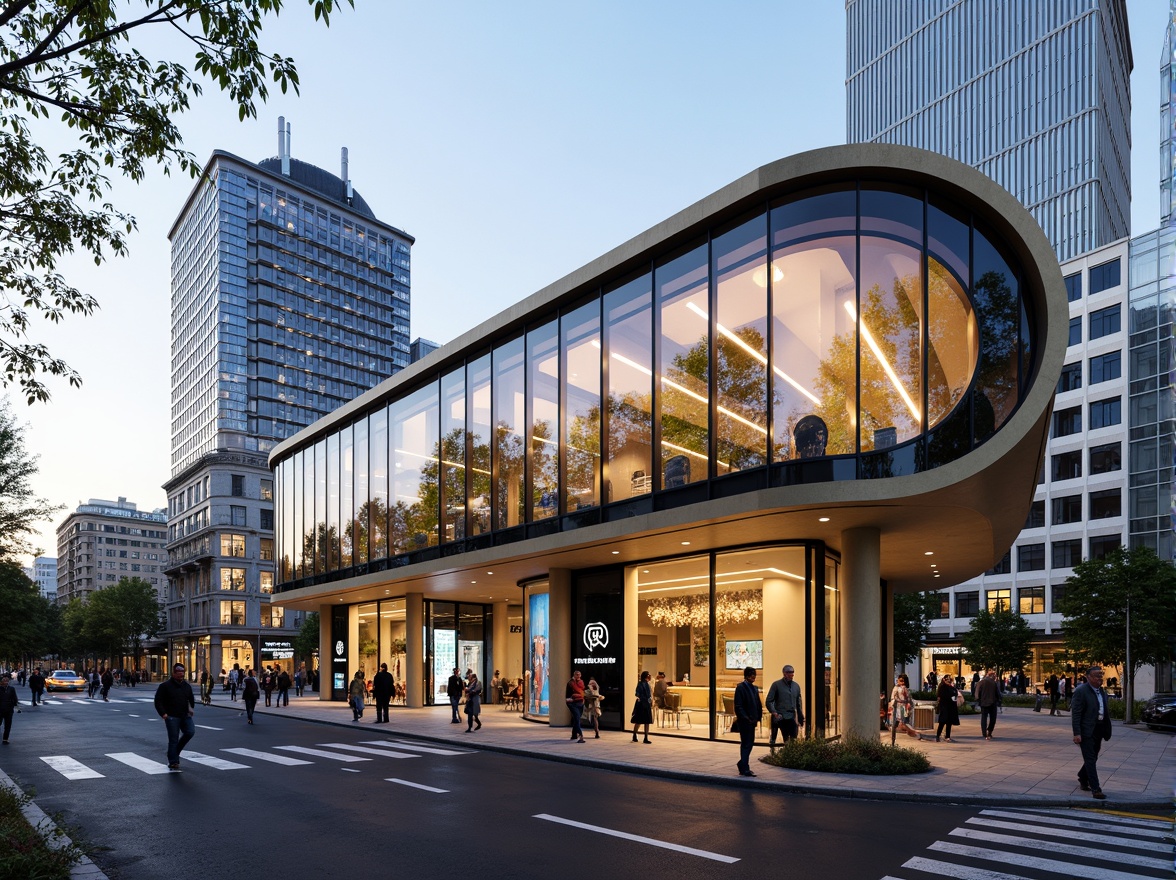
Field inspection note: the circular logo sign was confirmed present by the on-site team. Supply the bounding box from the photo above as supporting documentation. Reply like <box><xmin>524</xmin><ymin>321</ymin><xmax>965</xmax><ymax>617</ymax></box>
<box><xmin>335</xmin><ymin>640</ymin><xmax>345</xmax><ymax>657</ymax></box>
<box><xmin>583</xmin><ymin>622</ymin><xmax>609</xmax><ymax>651</ymax></box>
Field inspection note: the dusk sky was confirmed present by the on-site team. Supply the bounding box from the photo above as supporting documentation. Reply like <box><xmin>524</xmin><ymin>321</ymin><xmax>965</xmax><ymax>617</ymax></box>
<box><xmin>14</xmin><ymin>1</ymin><xmax>1172</xmax><ymax>563</ymax></box>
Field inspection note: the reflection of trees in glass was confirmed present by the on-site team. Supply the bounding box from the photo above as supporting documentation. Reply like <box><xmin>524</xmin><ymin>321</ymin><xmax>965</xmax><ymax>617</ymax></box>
<box><xmin>971</xmin><ymin>269</ymin><xmax>1019</xmax><ymax>435</ymax></box>
<box><xmin>926</xmin><ymin>258</ymin><xmax>975</xmax><ymax>427</ymax></box>
<box><xmin>715</xmin><ymin>326</ymin><xmax>772</xmax><ymax>470</ymax></box>
<box><xmin>531</xmin><ymin>418</ymin><xmax>558</xmax><ymax>516</ymax></box>
<box><xmin>663</xmin><ymin>329</ymin><xmax>709</xmax><ymax>463</ymax></box>
<box><xmin>494</xmin><ymin>423</ymin><xmax>525</xmax><ymax>528</ymax></box>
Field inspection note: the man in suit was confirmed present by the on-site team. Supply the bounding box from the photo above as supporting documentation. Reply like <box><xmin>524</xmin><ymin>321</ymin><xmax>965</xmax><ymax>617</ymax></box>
<box><xmin>371</xmin><ymin>663</ymin><xmax>395</xmax><ymax>724</ymax></box>
<box><xmin>1072</xmin><ymin>665</ymin><xmax>1112</xmax><ymax>799</ymax></box>
<box><xmin>1047</xmin><ymin>673</ymin><xmax>1060</xmax><ymax>715</ymax></box>
<box><xmin>765</xmin><ymin>664</ymin><xmax>805</xmax><ymax>747</ymax></box>
<box><xmin>976</xmin><ymin>670</ymin><xmax>1001</xmax><ymax>739</ymax></box>
<box><xmin>733</xmin><ymin>666</ymin><xmax>762</xmax><ymax>777</ymax></box>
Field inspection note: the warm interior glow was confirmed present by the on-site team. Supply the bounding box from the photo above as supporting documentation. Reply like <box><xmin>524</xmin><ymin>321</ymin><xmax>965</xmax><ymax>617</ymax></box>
<box><xmin>843</xmin><ymin>301</ymin><xmax>921</xmax><ymax>421</ymax></box>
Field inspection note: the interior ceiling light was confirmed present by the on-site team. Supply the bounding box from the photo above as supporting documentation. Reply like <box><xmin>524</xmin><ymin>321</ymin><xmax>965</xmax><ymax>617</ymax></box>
<box><xmin>681</xmin><ymin>541</ymin><xmax>691</xmax><ymax>546</ymax></box>
<box><xmin>611</xmin><ymin>550</ymin><xmax>620</xmax><ymax>555</ymax></box>
<box><xmin>818</xmin><ymin>516</ymin><xmax>830</xmax><ymax>522</ymax></box>
<box><xmin>844</xmin><ymin>301</ymin><xmax>921</xmax><ymax>421</ymax></box>
<box><xmin>924</xmin><ymin>551</ymin><xmax>934</xmax><ymax>556</ymax></box>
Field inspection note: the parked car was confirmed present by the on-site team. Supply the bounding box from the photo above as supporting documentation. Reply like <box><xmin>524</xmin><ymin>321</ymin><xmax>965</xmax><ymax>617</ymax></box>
<box><xmin>1140</xmin><ymin>692</ymin><xmax>1176</xmax><ymax>731</ymax></box>
<box><xmin>45</xmin><ymin>669</ymin><xmax>84</xmax><ymax>692</ymax></box>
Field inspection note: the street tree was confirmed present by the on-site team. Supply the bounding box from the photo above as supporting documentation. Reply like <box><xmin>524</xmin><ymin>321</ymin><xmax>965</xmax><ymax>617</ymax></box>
<box><xmin>81</xmin><ymin>577</ymin><xmax>162</xmax><ymax>667</ymax></box>
<box><xmin>0</xmin><ymin>398</ymin><xmax>60</xmax><ymax>559</ymax></box>
<box><xmin>0</xmin><ymin>0</ymin><xmax>354</xmax><ymax>402</ymax></box>
<box><xmin>960</xmin><ymin>607</ymin><xmax>1033</xmax><ymax>679</ymax></box>
<box><xmin>292</xmin><ymin>611</ymin><xmax>319</xmax><ymax>672</ymax></box>
<box><xmin>0</xmin><ymin>558</ymin><xmax>40</xmax><ymax>664</ymax></box>
<box><xmin>893</xmin><ymin>590</ymin><xmax>942</xmax><ymax>667</ymax></box>
<box><xmin>1059</xmin><ymin>545</ymin><xmax>1176</xmax><ymax>718</ymax></box>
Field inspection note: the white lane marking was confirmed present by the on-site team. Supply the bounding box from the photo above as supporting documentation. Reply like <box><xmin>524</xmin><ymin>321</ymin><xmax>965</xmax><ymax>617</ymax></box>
<box><xmin>222</xmin><ymin>748</ymin><xmax>312</xmax><ymax>766</ymax></box>
<box><xmin>360</xmin><ymin>740</ymin><xmax>471</xmax><ymax>756</ymax></box>
<box><xmin>386</xmin><ymin>778</ymin><xmax>448</xmax><ymax>793</ymax></box>
<box><xmin>315</xmin><ymin>743</ymin><xmax>419</xmax><ymax>759</ymax></box>
<box><xmin>105</xmin><ymin>699</ymin><xmax>132</xmax><ymax>704</ymax></box>
<box><xmin>107</xmin><ymin>753</ymin><xmax>172</xmax><ymax>775</ymax></box>
<box><xmin>1004</xmin><ymin>807</ymin><xmax>1174</xmax><ymax>830</ymax></box>
<box><xmin>929</xmin><ymin>841</ymin><xmax>1159</xmax><ymax>880</ymax></box>
<box><xmin>180</xmin><ymin>751</ymin><xmax>250</xmax><ymax>770</ymax></box>
<box><xmin>195</xmin><ymin>725</ymin><xmax>222</xmax><ymax>731</ymax></box>
<box><xmin>947</xmin><ymin>827</ymin><xmax>1170</xmax><ymax>870</ymax></box>
<box><xmin>901</xmin><ymin>855</ymin><xmax>1030</xmax><ymax>879</ymax></box>
<box><xmin>341</xmin><ymin>768</ymin><xmax>361</xmax><ymax>773</ymax></box>
<box><xmin>978</xmin><ymin>809</ymin><xmax>1174</xmax><ymax>839</ymax></box>
<box><xmin>533</xmin><ymin>814</ymin><xmax>738</xmax><ymax>864</ymax></box>
<box><xmin>273</xmin><ymin>746</ymin><xmax>370</xmax><ymax>762</ymax></box>
<box><xmin>964</xmin><ymin>817</ymin><xmax>1173</xmax><ymax>853</ymax></box>
<box><xmin>136</xmin><ymin>699</ymin><xmax>156</xmax><ymax>703</ymax></box>
<box><xmin>40</xmin><ymin>756</ymin><xmax>104</xmax><ymax>780</ymax></box>
<box><xmin>41</xmin><ymin>699</ymin><xmax>63</xmax><ymax>705</ymax></box>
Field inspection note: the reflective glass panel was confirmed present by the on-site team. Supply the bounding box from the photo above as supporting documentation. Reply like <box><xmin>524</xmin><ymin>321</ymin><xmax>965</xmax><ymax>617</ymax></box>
<box><xmin>604</xmin><ymin>274</ymin><xmax>653</xmax><ymax>500</ymax></box>
<box><xmin>493</xmin><ymin>337</ymin><xmax>525</xmax><ymax>529</ymax></box>
<box><xmin>353</xmin><ymin>417</ymin><xmax>369</xmax><ymax>564</ymax></box>
<box><xmin>280</xmin><ymin>457</ymin><xmax>294</xmax><ymax>582</ymax></box>
<box><xmin>314</xmin><ymin>440</ymin><xmax>327</xmax><ymax>573</ymax></box>
<box><xmin>528</xmin><ymin>320</ymin><xmax>560</xmax><ymax>520</ymax></box>
<box><xmin>562</xmin><ymin>300</ymin><xmax>601</xmax><ymax>510</ymax></box>
<box><xmin>340</xmin><ymin>425</ymin><xmax>353</xmax><ymax>569</ymax></box>
<box><xmin>467</xmin><ymin>354</ymin><xmax>492</xmax><ymax>536</ymax></box>
<box><xmin>927</xmin><ymin>256</ymin><xmax>977</xmax><ymax>427</ymax></box>
<box><xmin>301</xmin><ymin>449</ymin><xmax>313</xmax><ymax>577</ymax></box>
<box><xmin>440</xmin><ymin>368</ymin><xmax>466</xmax><ymax>543</ymax></box>
<box><xmin>972</xmin><ymin>227</ymin><xmax>1021</xmax><ymax>442</ymax></box>
<box><xmin>389</xmin><ymin>382</ymin><xmax>440</xmax><ymax>555</ymax></box>
<box><xmin>657</xmin><ymin>243</ymin><xmax>709</xmax><ymax>487</ymax></box>
<box><xmin>379</xmin><ymin>599</ymin><xmax>407</xmax><ymax>688</ymax></box>
<box><xmin>326</xmin><ymin>432</ymin><xmax>339</xmax><ymax>572</ymax></box>
<box><xmin>370</xmin><ymin>407</ymin><xmax>389</xmax><ymax>559</ymax></box>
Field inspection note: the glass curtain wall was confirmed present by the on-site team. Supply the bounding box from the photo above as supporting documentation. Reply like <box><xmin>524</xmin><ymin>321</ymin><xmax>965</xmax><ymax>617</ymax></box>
<box><xmin>603</xmin><ymin>274</ymin><xmax>654</xmax><ymax>502</ymax></box>
<box><xmin>657</xmin><ymin>243</ymin><xmax>709</xmax><ymax>488</ymax></box>
<box><xmin>440</xmin><ymin>368</ymin><xmax>466</xmax><ymax>543</ymax></box>
<box><xmin>528</xmin><ymin>321</ymin><xmax>560</xmax><ymax>520</ymax></box>
<box><xmin>424</xmin><ymin>601</ymin><xmax>489</xmax><ymax>706</ymax></box>
<box><xmin>562</xmin><ymin>301</ymin><xmax>601</xmax><ymax>511</ymax></box>
<box><xmin>468</xmin><ymin>354</ymin><xmax>492</xmax><ymax>536</ymax></box>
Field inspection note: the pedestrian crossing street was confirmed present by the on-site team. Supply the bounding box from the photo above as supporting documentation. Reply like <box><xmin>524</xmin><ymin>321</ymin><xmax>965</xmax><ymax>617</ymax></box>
<box><xmin>37</xmin><ymin>739</ymin><xmax>472</xmax><ymax>781</ymax></box>
<box><xmin>883</xmin><ymin>806</ymin><xmax>1175</xmax><ymax>880</ymax></box>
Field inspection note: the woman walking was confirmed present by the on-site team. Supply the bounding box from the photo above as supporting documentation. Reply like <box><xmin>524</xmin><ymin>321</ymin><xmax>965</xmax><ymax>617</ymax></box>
<box><xmin>889</xmin><ymin>673</ymin><xmax>924</xmax><ymax>743</ymax></box>
<box><xmin>464</xmin><ymin>672</ymin><xmax>483</xmax><ymax>731</ymax></box>
<box><xmin>349</xmin><ymin>670</ymin><xmax>366</xmax><ymax>721</ymax></box>
<box><xmin>630</xmin><ymin>670</ymin><xmax>653</xmax><ymax>744</ymax></box>
<box><xmin>241</xmin><ymin>669</ymin><xmax>260</xmax><ymax>724</ymax></box>
<box><xmin>584</xmin><ymin>677</ymin><xmax>603</xmax><ymax>739</ymax></box>
<box><xmin>935</xmin><ymin>673</ymin><xmax>961</xmax><ymax>742</ymax></box>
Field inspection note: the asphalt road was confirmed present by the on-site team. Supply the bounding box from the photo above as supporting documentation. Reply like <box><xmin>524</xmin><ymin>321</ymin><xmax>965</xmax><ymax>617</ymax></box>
<box><xmin>1</xmin><ymin>690</ymin><xmax>1171</xmax><ymax>880</ymax></box>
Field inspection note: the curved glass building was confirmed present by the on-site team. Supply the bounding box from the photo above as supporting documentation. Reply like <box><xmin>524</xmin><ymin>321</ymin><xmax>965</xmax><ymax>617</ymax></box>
<box><xmin>270</xmin><ymin>144</ymin><xmax>1067</xmax><ymax>741</ymax></box>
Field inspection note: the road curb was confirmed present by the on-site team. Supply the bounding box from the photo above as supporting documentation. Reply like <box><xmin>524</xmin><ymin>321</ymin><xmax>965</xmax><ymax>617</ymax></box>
<box><xmin>0</xmin><ymin>766</ymin><xmax>110</xmax><ymax>880</ymax></box>
<box><xmin>202</xmin><ymin>702</ymin><xmax>1172</xmax><ymax>809</ymax></box>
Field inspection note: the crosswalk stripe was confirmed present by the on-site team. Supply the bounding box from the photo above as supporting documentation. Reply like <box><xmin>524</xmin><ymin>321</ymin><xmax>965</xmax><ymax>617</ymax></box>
<box><xmin>273</xmin><ymin>746</ymin><xmax>370</xmax><ymax>762</ymax></box>
<box><xmin>947</xmin><ymin>827</ymin><xmax>1170</xmax><ymax>870</ymax></box>
<box><xmin>41</xmin><ymin>699</ymin><xmax>63</xmax><ymax>705</ymax></box>
<box><xmin>901</xmin><ymin>855</ymin><xmax>1032</xmax><ymax>879</ymax></box>
<box><xmin>222</xmin><ymin>748</ymin><xmax>311</xmax><ymax>766</ymax></box>
<box><xmin>195</xmin><ymin>725</ymin><xmax>222</xmax><ymax>731</ymax></box>
<box><xmin>929</xmin><ymin>840</ymin><xmax>1164</xmax><ymax>880</ymax></box>
<box><xmin>105</xmin><ymin>699</ymin><xmax>132</xmax><ymax>704</ymax></box>
<box><xmin>385</xmin><ymin>778</ymin><xmax>448</xmax><ymax>793</ymax></box>
<box><xmin>136</xmin><ymin>699</ymin><xmax>156</xmax><ymax>703</ymax></box>
<box><xmin>40</xmin><ymin>756</ymin><xmax>103</xmax><ymax>780</ymax></box>
<box><xmin>978</xmin><ymin>809</ymin><xmax>1174</xmax><ymax>840</ymax></box>
<box><xmin>1006</xmin><ymin>807</ymin><xmax>1173</xmax><ymax>830</ymax></box>
<box><xmin>964</xmin><ymin>818</ymin><xmax>1173</xmax><ymax>853</ymax></box>
<box><xmin>180</xmin><ymin>751</ymin><xmax>250</xmax><ymax>770</ymax></box>
<box><xmin>315</xmin><ymin>743</ymin><xmax>419</xmax><ymax>759</ymax></box>
<box><xmin>107</xmin><ymin>753</ymin><xmax>171</xmax><ymax>775</ymax></box>
<box><xmin>359</xmin><ymin>740</ymin><xmax>471</xmax><ymax>756</ymax></box>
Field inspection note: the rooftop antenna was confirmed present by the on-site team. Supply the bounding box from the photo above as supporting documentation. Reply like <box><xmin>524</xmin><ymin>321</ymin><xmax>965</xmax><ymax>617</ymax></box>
<box><xmin>341</xmin><ymin>147</ymin><xmax>353</xmax><ymax>203</ymax></box>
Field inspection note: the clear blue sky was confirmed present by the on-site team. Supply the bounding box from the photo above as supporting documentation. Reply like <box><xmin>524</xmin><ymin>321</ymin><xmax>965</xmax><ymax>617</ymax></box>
<box><xmin>15</xmin><ymin>1</ymin><xmax>1173</xmax><ymax>564</ymax></box>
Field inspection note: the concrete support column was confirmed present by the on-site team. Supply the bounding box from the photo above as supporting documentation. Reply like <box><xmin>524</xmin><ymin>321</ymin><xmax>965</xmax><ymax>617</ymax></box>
<box><xmin>406</xmin><ymin>593</ymin><xmax>424</xmax><ymax>708</ymax></box>
<box><xmin>841</xmin><ymin>527</ymin><xmax>881</xmax><ymax>740</ymax></box>
<box><xmin>548</xmin><ymin>568</ymin><xmax>572</xmax><ymax>728</ymax></box>
<box><xmin>317</xmin><ymin>603</ymin><xmax>333</xmax><ymax>701</ymax></box>
<box><xmin>492</xmin><ymin>601</ymin><xmax>508</xmax><ymax>702</ymax></box>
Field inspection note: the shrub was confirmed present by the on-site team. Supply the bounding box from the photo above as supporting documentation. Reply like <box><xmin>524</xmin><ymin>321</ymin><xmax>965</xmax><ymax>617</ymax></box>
<box><xmin>0</xmin><ymin>784</ymin><xmax>84</xmax><ymax>880</ymax></box>
<box><xmin>760</xmin><ymin>734</ymin><xmax>932</xmax><ymax>775</ymax></box>
<box><xmin>1109</xmin><ymin>699</ymin><xmax>1147</xmax><ymax>721</ymax></box>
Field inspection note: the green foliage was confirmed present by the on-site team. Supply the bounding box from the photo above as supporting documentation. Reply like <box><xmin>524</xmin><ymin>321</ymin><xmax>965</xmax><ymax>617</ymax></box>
<box><xmin>893</xmin><ymin>591</ymin><xmax>941</xmax><ymax>665</ymax></box>
<box><xmin>0</xmin><ymin>559</ymin><xmax>40</xmax><ymax>662</ymax></box>
<box><xmin>0</xmin><ymin>782</ymin><xmax>84</xmax><ymax>879</ymax></box>
<box><xmin>0</xmin><ymin>400</ymin><xmax>61</xmax><ymax>558</ymax></box>
<box><xmin>292</xmin><ymin>611</ymin><xmax>319</xmax><ymax>664</ymax></box>
<box><xmin>80</xmin><ymin>577</ymin><xmax>161</xmax><ymax>661</ymax></box>
<box><xmin>960</xmin><ymin>607</ymin><xmax>1033</xmax><ymax>677</ymax></box>
<box><xmin>1059</xmin><ymin>546</ymin><xmax>1176</xmax><ymax>678</ymax></box>
<box><xmin>0</xmin><ymin>0</ymin><xmax>354</xmax><ymax>402</ymax></box>
<box><xmin>760</xmin><ymin>734</ymin><xmax>932</xmax><ymax>775</ymax></box>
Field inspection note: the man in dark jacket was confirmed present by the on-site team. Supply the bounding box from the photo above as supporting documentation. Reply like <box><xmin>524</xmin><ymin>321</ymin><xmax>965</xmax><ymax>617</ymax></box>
<box><xmin>277</xmin><ymin>669</ymin><xmax>292</xmax><ymax>707</ymax></box>
<box><xmin>0</xmin><ymin>673</ymin><xmax>20</xmax><ymax>743</ymax></box>
<box><xmin>100</xmin><ymin>667</ymin><xmax>114</xmax><ymax>702</ymax></box>
<box><xmin>765</xmin><ymin>664</ymin><xmax>805</xmax><ymax>747</ymax></box>
<box><xmin>976</xmin><ymin>670</ymin><xmax>1001</xmax><ymax>739</ymax></box>
<box><xmin>447</xmin><ymin>668</ymin><xmax>464</xmax><ymax>723</ymax></box>
<box><xmin>27</xmin><ymin>667</ymin><xmax>44</xmax><ymax>706</ymax></box>
<box><xmin>154</xmin><ymin>663</ymin><xmax>196</xmax><ymax>770</ymax></box>
<box><xmin>371</xmin><ymin>663</ymin><xmax>394</xmax><ymax>724</ymax></box>
<box><xmin>734</xmin><ymin>666</ymin><xmax>762</xmax><ymax>777</ymax></box>
<box><xmin>1072</xmin><ymin>665</ymin><xmax>1111</xmax><ymax>799</ymax></box>
<box><xmin>1047</xmin><ymin>673</ymin><xmax>1061</xmax><ymax>715</ymax></box>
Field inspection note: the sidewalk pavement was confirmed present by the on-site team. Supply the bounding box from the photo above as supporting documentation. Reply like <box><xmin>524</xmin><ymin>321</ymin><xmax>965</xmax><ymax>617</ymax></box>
<box><xmin>197</xmin><ymin>688</ymin><xmax>1175</xmax><ymax>809</ymax></box>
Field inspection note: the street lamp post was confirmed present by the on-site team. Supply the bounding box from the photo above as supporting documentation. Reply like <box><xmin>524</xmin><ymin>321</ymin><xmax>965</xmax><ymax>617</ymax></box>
<box><xmin>1125</xmin><ymin>595</ymin><xmax>1133</xmax><ymax>724</ymax></box>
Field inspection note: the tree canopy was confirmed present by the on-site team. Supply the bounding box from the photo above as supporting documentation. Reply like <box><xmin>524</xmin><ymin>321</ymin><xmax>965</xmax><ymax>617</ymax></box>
<box><xmin>0</xmin><ymin>0</ymin><xmax>353</xmax><ymax>402</ymax></box>
<box><xmin>960</xmin><ymin>607</ymin><xmax>1033</xmax><ymax>678</ymax></box>
<box><xmin>0</xmin><ymin>397</ymin><xmax>60</xmax><ymax>558</ymax></box>
<box><xmin>893</xmin><ymin>590</ymin><xmax>941</xmax><ymax>666</ymax></box>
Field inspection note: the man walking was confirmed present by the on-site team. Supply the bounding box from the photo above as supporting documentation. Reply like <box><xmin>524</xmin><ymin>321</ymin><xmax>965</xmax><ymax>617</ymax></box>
<box><xmin>371</xmin><ymin>663</ymin><xmax>394</xmax><ymax>724</ymax></box>
<box><xmin>565</xmin><ymin>669</ymin><xmax>586</xmax><ymax>743</ymax></box>
<box><xmin>154</xmin><ymin>663</ymin><xmax>196</xmax><ymax>771</ymax></box>
<box><xmin>0</xmin><ymin>673</ymin><xmax>20</xmax><ymax>744</ymax></box>
<box><xmin>27</xmin><ymin>667</ymin><xmax>44</xmax><ymax>706</ymax></box>
<box><xmin>277</xmin><ymin>668</ymin><xmax>291</xmax><ymax>707</ymax></box>
<box><xmin>100</xmin><ymin>667</ymin><xmax>114</xmax><ymax>702</ymax></box>
<box><xmin>733</xmin><ymin>666</ymin><xmax>762</xmax><ymax>777</ymax></box>
<box><xmin>976</xmin><ymin>670</ymin><xmax>1000</xmax><ymax>740</ymax></box>
<box><xmin>765</xmin><ymin>664</ymin><xmax>805</xmax><ymax>747</ymax></box>
<box><xmin>1072</xmin><ymin>665</ymin><xmax>1111</xmax><ymax>799</ymax></box>
<box><xmin>446</xmin><ymin>667</ymin><xmax>464</xmax><ymax>724</ymax></box>
<box><xmin>1047</xmin><ymin>673</ymin><xmax>1061</xmax><ymax>715</ymax></box>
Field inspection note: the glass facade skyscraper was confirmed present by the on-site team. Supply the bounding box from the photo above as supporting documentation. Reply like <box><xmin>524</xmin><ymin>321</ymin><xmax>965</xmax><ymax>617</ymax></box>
<box><xmin>1162</xmin><ymin>2</ymin><xmax>1174</xmax><ymax>225</ymax></box>
<box><xmin>846</xmin><ymin>0</ymin><xmax>1133</xmax><ymax>263</ymax></box>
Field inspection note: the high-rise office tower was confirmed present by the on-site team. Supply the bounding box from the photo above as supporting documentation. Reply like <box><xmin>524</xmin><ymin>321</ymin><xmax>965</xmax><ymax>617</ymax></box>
<box><xmin>164</xmin><ymin>120</ymin><xmax>414</xmax><ymax>678</ymax></box>
<box><xmin>846</xmin><ymin>0</ymin><xmax>1133</xmax><ymax>263</ymax></box>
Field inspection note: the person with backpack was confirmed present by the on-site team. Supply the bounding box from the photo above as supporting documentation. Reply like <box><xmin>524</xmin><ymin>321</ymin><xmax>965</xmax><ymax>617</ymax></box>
<box><xmin>276</xmin><ymin>668</ymin><xmax>291</xmax><ymax>708</ymax></box>
<box><xmin>100</xmin><ymin>667</ymin><xmax>114</xmax><ymax>702</ymax></box>
<box><xmin>241</xmin><ymin>669</ymin><xmax>260</xmax><ymax>724</ymax></box>
<box><xmin>262</xmin><ymin>667</ymin><xmax>275</xmax><ymax>707</ymax></box>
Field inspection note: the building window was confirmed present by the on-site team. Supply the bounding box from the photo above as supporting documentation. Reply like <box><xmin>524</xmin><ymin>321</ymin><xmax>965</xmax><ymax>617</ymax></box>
<box><xmin>986</xmin><ymin>588</ymin><xmax>1011</xmax><ymax>612</ymax></box>
<box><xmin>259</xmin><ymin>538</ymin><xmax>274</xmax><ymax>561</ymax></box>
<box><xmin>260</xmin><ymin>479</ymin><xmax>273</xmax><ymax>502</ymax></box>
<box><xmin>261</xmin><ymin>604</ymin><xmax>284</xmax><ymax>628</ymax></box>
<box><xmin>1051</xmin><ymin>584</ymin><xmax>1068</xmax><ymax>614</ymax></box>
<box><xmin>956</xmin><ymin>591</ymin><xmax>979</xmax><ymax>617</ymax></box>
<box><xmin>231</xmin><ymin>474</ymin><xmax>245</xmax><ymax>497</ymax></box>
<box><xmin>1063</xmin><ymin>272</ymin><xmax>1082</xmax><ymax>302</ymax></box>
<box><xmin>937</xmin><ymin>593</ymin><xmax>951</xmax><ymax>619</ymax></box>
<box><xmin>1017</xmin><ymin>544</ymin><xmax>1045</xmax><ymax>572</ymax></box>
<box><xmin>1089</xmin><ymin>442</ymin><xmax>1121</xmax><ymax>474</ymax></box>
<box><xmin>259</xmin><ymin>509</ymin><xmax>273</xmax><ymax>531</ymax></box>
<box><xmin>1089</xmin><ymin>534</ymin><xmax>1121</xmax><ymax>559</ymax></box>
<box><xmin>985</xmin><ymin>551</ymin><xmax>1011</xmax><ymax>575</ymax></box>
<box><xmin>1052</xmin><ymin>406</ymin><xmax>1081</xmax><ymax>438</ymax></box>
<box><xmin>1018</xmin><ymin>586</ymin><xmax>1045</xmax><ymax>614</ymax></box>
<box><xmin>1024</xmin><ymin>500</ymin><xmax>1045</xmax><ymax>529</ymax></box>
<box><xmin>1051</xmin><ymin>539</ymin><xmax>1082</xmax><ymax>568</ymax></box>
<box><xmin>259</xmin><ymin>571</ymin><xmax>273</xmax><ymax>594</ymax></box>
<box><xmin>1052</xmin><ymin>494</ymin><xmax>1081</xmax><ymax>525</ymax></box>
<box><xmin>1057</xmin><ymin>362</ymin><xmax>1081</xmax><ymax>393</ymax></box>
<box><xmin>1051</xmin><ymin>450</ymin><xmax>1081</xmax><ymax>481</ymax></box>
<box><xmin>230</xmin><ymin>506</ymin><xmax>247</xmax><ymax>527</ymax></box>
<box><xmin>220</xmin><ymin>568</ymin><xmax>246</xmax><ymax>591</ymax></box>
<box><xmin>1088</xmin><ymin>305</ymin><xmax>1121</xmax><ymax>340</ymax></box>
<box><xmin>1089</xmin><ymin>351</ymin><xmax>1120</xmax><ymax>384</ymax></box>
<box><xmin>220</xmin><ymin>534</ymin><xmax>246</xmax><ymax>557</ymax></box>
<box><xmin>220</xmin><ymin>600</ymin><xmax>246</xmax><ymax>626</ymax></box>
<box><xmin>1068</xmin><ymin>316</ymin><xmax>1082</xmax><ymax>346</ymax></box>
<box><xmin>1089</xmin><ymin>488</ymin><xmax>1121</xmax><ymax>519</ymax></box>
<box><xmin>1089</xmin><ymin>397</ymin><xmax>1121</xmax><ymax>429</ymax></box>
<box><xmin>1088</xmin><ymin>258</ymin><xmax>1120</xmax><ymax>294</ymax></box>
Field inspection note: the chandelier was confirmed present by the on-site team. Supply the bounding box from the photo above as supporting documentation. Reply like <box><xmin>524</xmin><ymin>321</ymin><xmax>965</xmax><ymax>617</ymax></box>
<box><xmin>645</xmin><ymin>589</ymin><xmax>762</xmax><ymax>628</ymax></box>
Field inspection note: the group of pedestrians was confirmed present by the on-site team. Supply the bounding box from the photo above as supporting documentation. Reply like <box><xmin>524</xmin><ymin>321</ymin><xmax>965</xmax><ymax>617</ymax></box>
<box><xmin>350</xmin><ymin>663</ymin><xmax>397</xmax><ymax>723</ymax></box>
